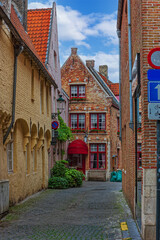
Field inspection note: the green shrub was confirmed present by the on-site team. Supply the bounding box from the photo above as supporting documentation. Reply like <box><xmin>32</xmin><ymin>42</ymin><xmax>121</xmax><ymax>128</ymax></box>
<box><xmin>59</xmin><ymin>160</ymin><xmax>68</xmax><ymax>165</ymax></box>
<box><xmin>65</xmin><ymin>169</ymin><xmax>84</xmax><ymax>187</ymax></box>
<box><xmin>48</xmin><ymin>177</ymin><xmax>69</xmax><ymax>189</ymax></box>
<box><xmin>51</xmin><ymin>161</ymin><xmax>67</xmax><ymax>178</ymax></box>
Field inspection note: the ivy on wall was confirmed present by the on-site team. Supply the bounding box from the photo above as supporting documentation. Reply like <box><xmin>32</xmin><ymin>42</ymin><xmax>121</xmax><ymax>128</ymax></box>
<box><xmin>57</xmin><ymin>114</ymin><xmax>73</xmax><ymax>142</ymax></box>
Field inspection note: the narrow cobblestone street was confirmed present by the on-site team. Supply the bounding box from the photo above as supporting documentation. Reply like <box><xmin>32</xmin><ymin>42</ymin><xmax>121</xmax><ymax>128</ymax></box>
<box><xmin>0</xmin><ymin>182</ymin><xmax>136</xmax><ymax>240</ymax></box>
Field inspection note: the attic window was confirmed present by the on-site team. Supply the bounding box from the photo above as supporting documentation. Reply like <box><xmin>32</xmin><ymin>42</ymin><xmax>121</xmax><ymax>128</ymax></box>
<box><xmin>54</xmin><ymin>51</ymin><xmax>57</xmax><ymax>69</ymax></box>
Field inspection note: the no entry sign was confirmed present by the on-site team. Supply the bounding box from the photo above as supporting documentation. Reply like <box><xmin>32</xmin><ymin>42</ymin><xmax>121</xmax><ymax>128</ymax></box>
<box><xmin>52</xmin><ymin>121</ymin><xmax>59</xmax><ymax>130</ymax></box>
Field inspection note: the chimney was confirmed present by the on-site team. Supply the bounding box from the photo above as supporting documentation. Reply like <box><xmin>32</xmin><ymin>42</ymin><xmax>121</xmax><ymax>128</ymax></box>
<box><xmin>12</xmin><ymin>0</ymin><xmax>28</xmax><ymax>31</ymax></box>
<box><xmin>99</xmin><ymin>65</ymin><xmax>108</xmax><ymax>79</ymax></box>
<box><xmin>71</xmin><ymin>48</ymin><xmax>78</xmax><ymax>55</ymax></box>
<box><xmin>86</xmin><ymin>60</ymin><xmax>95</xmax><ymax>68</ymax></box>
<box><xmin>1</xmin><ymin>0</ymin><xmax>11</xmax><ymax>17</ymax></box>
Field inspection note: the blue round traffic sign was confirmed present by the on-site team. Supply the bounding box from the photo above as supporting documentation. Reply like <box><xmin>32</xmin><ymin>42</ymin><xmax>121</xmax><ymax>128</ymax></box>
<box><xmin>52</xmin><ymin>121</ymin><xmax>59</xmax><ymax>130</ymax></box>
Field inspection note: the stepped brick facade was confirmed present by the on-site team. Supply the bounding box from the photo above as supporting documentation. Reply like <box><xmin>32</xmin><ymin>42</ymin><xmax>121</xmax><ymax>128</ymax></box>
<box><xmin>61</xmin><ymin>48</ymin><xmax>121</xmax><ymax>180</ymax></box>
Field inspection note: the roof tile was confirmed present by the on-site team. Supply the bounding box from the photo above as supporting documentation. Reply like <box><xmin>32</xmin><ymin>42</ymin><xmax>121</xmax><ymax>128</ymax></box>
<box><xmin>27</xmin><ymin>8</ymin><xmax>52</xmax><ymax>64</ymax></box>
<box><xmin>98</xmin><ymin>72</ymin><xmax>119</xmax><ymax>96</ymax></box>
<box><xmin>10</xmin><ymin>5</ymin><xmax>56</xmax><ymax>87</ymax></box>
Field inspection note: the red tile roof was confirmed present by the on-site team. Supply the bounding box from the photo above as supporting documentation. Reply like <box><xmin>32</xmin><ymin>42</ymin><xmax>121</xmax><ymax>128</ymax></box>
<box><xmin>11</xmin><ymin>5</ymin><xmax>38</xmax><ymax>58</ymax></box>
<box><xmin>98</xmin><ymin>72</ymin><xmax>119</xmax><ymax>96</ymax></box>
<box><xmin>109</xmin><ymin>83</ymin><xmax>119</xmax><ymax>96</ymax></box>
<box><xmin>98</xmin><ymin>72</ymin><xmax>112</xmax><ymax>85</ymax></box>
<box><xmin>10</xmin><ymin>5</ymin><xmax>57</xmax><ymax>88</ymax></box>
<box><xmin>27</xmin><ymin>9</ymin><xmax>52</xmax><ymax>64</ymax></box>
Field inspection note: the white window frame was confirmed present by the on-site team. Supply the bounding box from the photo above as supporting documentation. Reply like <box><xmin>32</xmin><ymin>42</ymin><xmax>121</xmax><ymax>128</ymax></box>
<box><xmin>7</xmin><ymin>141</ymin><xmax>13</xmax><ymax>172</ymax></box>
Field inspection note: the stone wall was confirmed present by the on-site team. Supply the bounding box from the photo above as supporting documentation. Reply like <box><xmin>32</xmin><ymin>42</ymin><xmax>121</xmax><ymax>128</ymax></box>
<box><xmin>0</xmin><ymin>180</ymin><xmax>9</xmax><ymax>216</ymax></box>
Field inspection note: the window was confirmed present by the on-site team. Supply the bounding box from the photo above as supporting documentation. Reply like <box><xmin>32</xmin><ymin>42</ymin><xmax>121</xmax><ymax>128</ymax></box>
<box><xmin>90</xmin><ymin>144</ymin><xmax>106</xmax><ymax>169</ymax></box>
<box><xmin>70</xmin><ymin>85</ymin><xmax>85</xmax><ymax>99</ymax></box>
<box><xmin>33</xmin><ymin>147</ymin><xmax>37</xmax><ymax>172</ymax></box>
<box><xmin>117</xmin><ymin>117</ymin><xmax>120</xmax><ymax>135</ymax></box>
<box><xmin>7</xmin><ymin>142</ymin><xmax>13</xmax><ymax>172</ymax></box>
<box><xmin>139</xmin><ymin>112</ymin><xmax>141</xmax><ymax>123</ymax></box>
<box><xmin>137</xmin><ymin>143</ymin><xmax>142</xmax><ymax>169</ymax></box>
<box><xmin>46</xmin><ymin>86</ymin><xmax>49</xmax><ymax>115</ymax></box>
<box><xmin>70</xmin><ymin>114</ymin><xmax>85</xmax><ymax>130</ymax></box>
<box><xmin>40</xmin><ymin>81</ymin><xmax>44</xmax><ymax>114</ymax></box>
<box><xmin>26</xmin><ymin>144</ymin><xmax>30</xmax><ymax>174</ymax></box>
<box><xmin>53</xmin><ymin>51</ymin><xmax>57</xmax><ymax>69</ymax></box>
<box><xmin>90</xmin><ymin>113</ymin><xmax>105</xmax><ymax>130</ymax></box>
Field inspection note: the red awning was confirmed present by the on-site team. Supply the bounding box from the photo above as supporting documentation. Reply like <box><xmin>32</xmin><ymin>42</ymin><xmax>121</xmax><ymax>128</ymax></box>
<box><xmin>68</xmin><ymin>140</ymin><xmax>88</xmax><ymax>155</ymax></box>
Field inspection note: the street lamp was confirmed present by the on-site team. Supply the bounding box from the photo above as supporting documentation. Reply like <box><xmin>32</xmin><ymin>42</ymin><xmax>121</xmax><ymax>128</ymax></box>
<box><xmin>52</xmin><ymin>94</ymin><xmax>65</xmax><ymax>119</ymax></box>
<box><xmin>84</xmin><ymin>128</ymin><xmax>88</xmax><ymax>143</ymax></box>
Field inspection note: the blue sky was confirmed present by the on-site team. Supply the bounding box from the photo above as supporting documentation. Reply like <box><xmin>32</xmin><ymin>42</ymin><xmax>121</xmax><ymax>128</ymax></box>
<box><xmin>28</xmin><ymin>0</ymin><xmax>119</xmax><ymax>83</ymax></box>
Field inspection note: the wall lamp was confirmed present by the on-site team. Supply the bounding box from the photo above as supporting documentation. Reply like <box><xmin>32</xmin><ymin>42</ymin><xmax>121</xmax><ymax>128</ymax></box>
<box><xmin>52</xmin><ymin>94</ymin><xmax>65</xmax><ymax>119</ymax></box>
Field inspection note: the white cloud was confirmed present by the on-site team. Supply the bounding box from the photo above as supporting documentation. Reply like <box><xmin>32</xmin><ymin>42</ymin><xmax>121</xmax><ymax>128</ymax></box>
<box><xmin>79</xmin><ymin>52</ymin><xmax>119</xmax><ymax>83</ymax></box>
<box><xmin>28</xmin><ymin>2</ymin><xmax>118</xmax><ymax>47</ymax></box>
<box><xmin>28</xmin><ymin>1</ymin><xmax>52</xmax><ymax>9</ymax></box>
<box><xmin>57</xmin><ymin>5</ymin><xmax>88</xmax><ymax>42</ymax></box>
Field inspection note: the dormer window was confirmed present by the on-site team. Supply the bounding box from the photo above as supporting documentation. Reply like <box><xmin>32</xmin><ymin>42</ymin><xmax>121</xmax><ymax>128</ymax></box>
<box><xmin>70</xmin><ymin>85</ymin><xmax>85</xmax><ymax>99</ymax></box>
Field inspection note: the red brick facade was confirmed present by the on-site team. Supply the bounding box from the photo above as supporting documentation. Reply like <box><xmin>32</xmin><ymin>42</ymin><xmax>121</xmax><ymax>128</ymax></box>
<box><xmin>61</xmin><ymin>48</ymin><xmax>121</xmax><ymax>180</ymax></box>
<box><xmin>117</xmin><ymin>0</ymin><xmax>160</xmax><ymax>239</ymax></box>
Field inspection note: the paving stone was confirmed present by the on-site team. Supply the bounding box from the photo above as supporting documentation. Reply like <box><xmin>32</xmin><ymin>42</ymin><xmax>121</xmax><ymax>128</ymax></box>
<box><xmin>0</xmin><ymin>182</ymin><xmax>138</xmax><ymax>240</ymax></box>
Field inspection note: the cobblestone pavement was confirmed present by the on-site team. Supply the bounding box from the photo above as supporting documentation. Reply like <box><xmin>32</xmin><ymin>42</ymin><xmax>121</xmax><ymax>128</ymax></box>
<box><xmin>0</xmin><ymin>182</ymin><xmax>133</xmax><ymax>240</ymax></box>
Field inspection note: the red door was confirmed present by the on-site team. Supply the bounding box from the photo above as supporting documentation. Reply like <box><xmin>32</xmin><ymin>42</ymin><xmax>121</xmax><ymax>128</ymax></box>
<box><xmin>77</xmin><ymin>155</ymin><xmax>85</xmax><ymax>175</ymax></box>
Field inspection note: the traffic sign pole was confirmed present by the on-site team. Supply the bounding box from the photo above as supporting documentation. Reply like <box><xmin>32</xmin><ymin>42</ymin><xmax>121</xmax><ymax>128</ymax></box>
<box><xmin>147</xmin><ymin>48</ymin><xmax>160</xmax><ymax>240</ymax></box>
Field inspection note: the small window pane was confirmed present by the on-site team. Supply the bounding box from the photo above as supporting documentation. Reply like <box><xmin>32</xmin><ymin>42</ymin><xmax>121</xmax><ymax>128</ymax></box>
<box><xmin>79</xmin><ymin>114</ymin><xmax>85</xmax><ymax>129</ymax></box>
<box><xmin>91</xmin><ymin>144</ymin><xmax>97</xmax><ymax>152</ymax></box>
<box><xmin>137</xmin><ymin>143</ymin><xmax>141</xmax><ymax>152</ymax></box>
<box><xmin>99</xmin><ymin>144</ymin><xmax>105</xmax><ymax>152</ymax></box>
<box><xmin>79</xmin><ymin>86</ymin><xmax>85</xmax><ymax>97</ymax></box>
<box><xmin>71</xmin><ymin>114</ymin><xmax>77</xmax><ymax>129</ymax></box>
<box><xmin>71</xmin><ymin>86</ymin><xmax>77</xmax><ymax>98</ymax></box>
<box><xmin>99</xmin><ymin>114</ymin><xmax>105</xmax><ymax>130</ymax></box>
<box><xmin>7</xmin><ymin>142</ymin><xmax>13</xmax><ymax>172</ymax></box>
<box><xmin>99</xmin><ymin>153</ymin><xmax>105</xmax><ymax>168</ymax></box>
<box><xmin>90</xmin><ymin>153</ymin><xmax>97</xmax><ymax>168</ymax></box>
<box><xmin>91</xmin><ymin>114</ymin><xmax>97</xmax><ymax>129</ymax></box>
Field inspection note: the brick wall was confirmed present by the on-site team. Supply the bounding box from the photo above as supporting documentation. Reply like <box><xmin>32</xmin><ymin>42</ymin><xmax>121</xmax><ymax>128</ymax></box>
<box><xmin>61</xmin><ymin>48</ymin><xmax>120</xmax><ymax>179</ymax></box>
<box><xmin>119</xmin><ymin>0</ymin><xmax>160</xmax><ymax>238</ymax></box>
<box><xmin>0</xmin><ymin>17</ymin><xmax>52</xmax><ymax>204</ymax></box>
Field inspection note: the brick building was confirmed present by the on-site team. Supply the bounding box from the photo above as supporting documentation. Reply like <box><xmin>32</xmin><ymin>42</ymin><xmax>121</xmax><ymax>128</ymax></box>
<box><xmin>117</xmin><ymin>0</ymin><xmax>160</xmax><ymax>239</ymax></box>
<box><xmin>61</xmin><ymin>48</ymin><xmax>121</xmax><ymax>181</ymax></box>
<box><xmin>27</xmin><ymin>3</ymin><xmax>69</xmax><ymax>172</ymax></box>
<box><xmin>0</xmin><ymin>1</ymin><xmax>57</xmax><ymax>207</ymax></box>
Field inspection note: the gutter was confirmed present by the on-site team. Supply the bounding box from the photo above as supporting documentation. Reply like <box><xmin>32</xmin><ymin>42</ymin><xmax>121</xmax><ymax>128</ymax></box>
<box><xmin>3</xmin><ymin>45</ymin><xmax>24</xmax><ymax>144</ymax></box>
<box><xmin>117</xmin><ymin>0</ymin><xmax>133</xmax><ymax>130</ymax></box>
<box><xmin>127</xmin><ymin>0</ymin><xmax>134</xmax><ymax>129</ymax></box>
<box><xmin>117</xmin><ymin>30</ymin><xmax>122</xmax><ymax>140</ymax></box>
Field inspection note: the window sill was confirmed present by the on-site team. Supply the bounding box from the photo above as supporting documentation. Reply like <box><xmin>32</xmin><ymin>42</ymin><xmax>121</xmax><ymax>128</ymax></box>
<box><xmin>72</xmin><ymin>130</ymin><xmax>85</xmax><ymax>133</ymax></box>
<box><xmin>70</xmin><ymin>98</ymin><xmax>86</xmax><ymax>102</ymax></box>
<box><xmin>89</xmin><ymin>130</ymin><xmax>107</xmax><ymax>134</ymax></box>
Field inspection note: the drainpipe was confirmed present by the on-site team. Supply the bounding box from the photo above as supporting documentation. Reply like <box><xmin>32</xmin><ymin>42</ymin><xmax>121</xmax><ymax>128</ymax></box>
<box><xmin>3</xmin><ymin>45</ymin><xmax>23</xmax><ymax>144</ymax></box>
<box><xmin>117</xmin><ymin>30</ymin><xmax>122</xmax><ymax>141</ymax></box>
<box><xmin>127</xmin><ymin>0</ymin><xmax>134</xmax><ymax>129</ymax></box>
